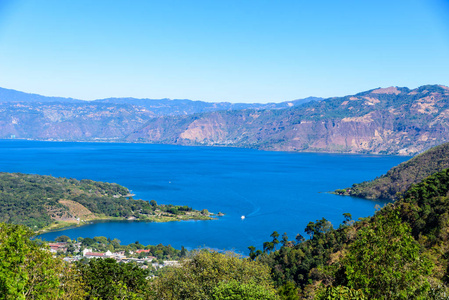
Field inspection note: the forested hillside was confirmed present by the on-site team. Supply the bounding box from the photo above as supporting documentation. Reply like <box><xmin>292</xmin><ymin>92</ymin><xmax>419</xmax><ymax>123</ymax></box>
<box><xmin>0</xmin><ymin>172</ymin><xmax>210</xmax><ymax>230</ymax></box>
<box><xmin>253</xmin><ymin>168</ymin><xmax>449</xmax><ymax>299</ymax></box>
<box><xmin>335</xmin><ymin>141</ymin><xmax>449</xmax><ymax>200</ymax></box>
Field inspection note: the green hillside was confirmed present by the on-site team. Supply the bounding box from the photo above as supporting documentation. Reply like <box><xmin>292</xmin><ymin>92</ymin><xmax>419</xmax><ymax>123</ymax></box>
<box><xmin>335</xmin><ymin>142</ymin><xmax>449</xmax><ymax>200</ymax></box>
<box><xmin>0</xmin><ymin>172</ymin><xmax>211</xmax><ymax>231</ymax></box>
<box><xmin>252</xmin><ymin>168</ymin><xmax>449</xmax><ymax>298</ymax></box>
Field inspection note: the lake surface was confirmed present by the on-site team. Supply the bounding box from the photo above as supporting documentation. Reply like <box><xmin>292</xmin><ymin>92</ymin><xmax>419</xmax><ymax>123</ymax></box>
<box><xmin>0</xmin><ymin>140</ymin><xmax>409</xmax><ymax>254</ymax></box>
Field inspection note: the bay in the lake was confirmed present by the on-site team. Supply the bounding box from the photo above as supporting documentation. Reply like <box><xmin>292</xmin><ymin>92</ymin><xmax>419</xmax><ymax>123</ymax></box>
<box><xmin>1</xmin><ymin>140</ymin><xmax>409</xmax><ymax>254</ymax></box>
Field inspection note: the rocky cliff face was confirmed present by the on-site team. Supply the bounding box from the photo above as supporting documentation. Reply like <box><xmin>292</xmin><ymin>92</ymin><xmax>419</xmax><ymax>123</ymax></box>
<box><xmin>0</xmin><ymin>102</ymin><xmax>154</xmax><ymax>141</ymax></box>
<box><xmin>1</xmin><ymin>85</ymin><xmax>449</xmax><ymax>155</ymax></box>
<box><xmin>126</xmin><ymin>85</ymin><xmax>449</xmax><ymax>155</ymax></box>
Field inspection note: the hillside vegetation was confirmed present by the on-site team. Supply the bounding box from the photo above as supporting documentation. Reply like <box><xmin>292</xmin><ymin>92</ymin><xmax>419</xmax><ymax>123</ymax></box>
<box><xmin>0</xmin><ymin>172</ymin><xmax>211</xmax><ymax>231</ymax></box>
<box><xmin>250</xmin><ymin>168</ymin><xmax>449</xmax><ymax>299</ymax></box>
<box><xmin>335</xmin><ymin>141</ymin><xmax>449</xmax><ymax>200</ymax></box>
<box><xmin>0</xmin><ymin>223</ymin><xmax>279</xmax><ymax>299</ymax></box>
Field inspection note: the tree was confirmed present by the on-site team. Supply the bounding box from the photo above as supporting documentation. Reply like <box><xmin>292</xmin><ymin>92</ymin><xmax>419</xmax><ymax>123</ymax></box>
<box><xmin>271</xmin><ymin>231</ymin><xmax>280</xmax><ymax>251</ymax></box>
<box><xmin>0</xmin><ymin>222</ymin><xmax>81</xmax><ymax>299</ymax></box>
<box><xmin>277</xmin><ymin>281</ymin><xmax>300</xmax><ymax>300</ymax></box>
<box><xmin>263</xmin><ymin>242</ymin><xmax>274</xmax><ymax>254</ymax></box>
<box><xmin>94</xmin><ymin>236</ymin><xmax>108</xmax><ymax>245</ymax></box>
<box><xmin>305</xmin><ymin>221</ymin><xmax>316</xmax><ymax>239</ymax></box>
<box><xmin>55</xmin><ymin>235</ymin><xmax>71</xmax><ymax>242</ymax></box>
<box><xmin>76</xmin><ymin>258</ymin><xmax>150</xmax><ymax>299</ymax></box>
<box><xmin>152</xmin><ymin>250</ymin><xmax>277</xmax><ymax>299</ymax></box>
<box><xmin>111</xmin><ymin>238</ymin><xmax>121</xmax><ymax>249</ymax></box>
<box><xmin>343</xmin><ymin>212</ymin><xmax>433</xmax><ymax>299</ymax></box>
<box><xmin>81</xmin><ymin>237</ymin><xmax>95</xmax><ymax>247</ymax></box>
<box><xmin>295</xmin><ymin>233</ymin><xmax>305</xmax><ymax>244</ymax></box>
<box><xmin>212</xmin><ymin>280</ymin><xmax>279</xmax><ymax>300</ymax></box>
<box><xmin>66</xmin><ymin>243</ymin><xmax>76</xmax><ymax>254</ymax></box>
<box><xmin>180</xmin><ymin>246</ymin><xmax>187</xmax><ymax>257</ymax></box>
<box><xmin>305</xmin><ymin>218</ymin><xmax>333</xmax><ymax>240</ymax></box>
<box><xmin>342</xmin><ymin>213</ymin><xmax>353</xmax><ymax>226</ymax></box>
<box><xmin>59</xmin><ymin>265</ymin><xmax>86</xmax><ymax>300</ymax></box>
<box><xmin>248</xmin><ymin>246</ymin><xmax>257</xmax><ymax>260</ymax></box>
<box><xmin>281</xmin><ymin>232</ymin><xmax>289</xmax><ymax>247</ymax></box>
<box><xmin>315</xmin><ymin>286</ymin><xmax>366</xmax><ymax>300</ymax></box>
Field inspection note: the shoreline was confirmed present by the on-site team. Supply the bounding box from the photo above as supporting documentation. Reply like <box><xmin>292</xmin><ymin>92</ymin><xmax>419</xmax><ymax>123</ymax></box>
<box><xmin>35</xmin><ymin>213</ymin><xmax>217</xmax><ymax>236</ymax></box>
<box><xmin>1</xmin><ymin>138</ymin><xmax>415</xmax><ymax>157</ymax></box>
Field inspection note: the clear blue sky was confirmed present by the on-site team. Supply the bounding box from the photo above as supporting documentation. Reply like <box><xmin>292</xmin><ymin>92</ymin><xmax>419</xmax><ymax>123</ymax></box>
<box><xmin>0</xmin><ymin>0</ymin><xmax>448</xmax><ymax>103</ymax></box>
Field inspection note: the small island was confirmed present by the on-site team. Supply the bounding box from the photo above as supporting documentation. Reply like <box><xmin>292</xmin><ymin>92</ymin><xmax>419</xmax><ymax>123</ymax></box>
<box><xmin>0</xmin><ymin>172</ymin><xmax>216</xmax><ymax>233</ymax></box>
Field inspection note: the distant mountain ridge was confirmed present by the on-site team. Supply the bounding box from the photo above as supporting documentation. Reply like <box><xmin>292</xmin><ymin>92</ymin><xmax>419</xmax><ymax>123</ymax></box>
<box><xmin>0</xmin><ymin>87</ymin><xmax>82</xmax><ymax>103</ymax></box>
<box><xmin>0</xmin><ymin>87</ymin><xmax>322</xmax><ymax>116</ymax></box>
<box><xmin>1</xmin><ymin>85</ymin><xmax>449</xmax><ymax>155</ymax></box>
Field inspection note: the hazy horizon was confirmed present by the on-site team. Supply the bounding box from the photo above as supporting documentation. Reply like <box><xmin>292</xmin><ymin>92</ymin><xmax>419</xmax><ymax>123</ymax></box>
<box><xmin>1</xmin><ymin>83</ymin><xmax>447</xmax><ymax>105</ymax></box>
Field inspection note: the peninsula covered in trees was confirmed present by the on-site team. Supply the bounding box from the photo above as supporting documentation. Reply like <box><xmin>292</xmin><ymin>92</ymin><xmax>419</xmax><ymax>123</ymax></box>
<box><xmin>0</xmin><ymin>172</ymin><xmax>214</xmax><ymax>232</ymax></box>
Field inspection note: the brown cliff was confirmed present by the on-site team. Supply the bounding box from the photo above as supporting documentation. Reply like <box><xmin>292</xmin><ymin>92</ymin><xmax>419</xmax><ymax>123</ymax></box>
<box><xmin>126</xmin><ymin>85</ymin><xmax>449</xmax><ymax>155</ymax></box>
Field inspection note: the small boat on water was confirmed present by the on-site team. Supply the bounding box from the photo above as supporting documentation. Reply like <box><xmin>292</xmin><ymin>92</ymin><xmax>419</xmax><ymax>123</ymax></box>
<box><xmin>241</xmin><ymin>215</ymin><xmax>245</xmax><ymax>220</ymax></box>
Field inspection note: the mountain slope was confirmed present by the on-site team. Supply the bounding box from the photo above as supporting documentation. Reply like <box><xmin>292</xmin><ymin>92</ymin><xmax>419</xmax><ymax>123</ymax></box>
<box><xmin>128</xmin><ymin>85</ymin><xmax>449</xmax><ymax>155</ymax></box>
<box><xmin>335</xmin><ymin>142</ymin><xmax>449</xmax><ymax>200</ymax></box>
<box><xmin>0</xmin><ymin>87</ymin><xmax>82</xmax><ymax>103</ymax></box>
<box><xmin>0</xmin><ymin>102</ymin><xmax>154</xmax><ymax>141</ymax></box>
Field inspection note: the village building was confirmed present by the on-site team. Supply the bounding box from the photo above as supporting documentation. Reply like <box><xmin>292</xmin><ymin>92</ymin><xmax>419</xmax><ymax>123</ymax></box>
<box><xmin>48</xmin><ymin>242</ymin><xmax>67</xmax><ymax>253</ymax></box>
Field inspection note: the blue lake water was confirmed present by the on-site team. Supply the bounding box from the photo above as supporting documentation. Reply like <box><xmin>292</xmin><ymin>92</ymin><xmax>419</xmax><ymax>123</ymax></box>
<box><xmin>0</xmin><ymin>140</ymin><xmax>409</xmax><ymax>254</ymax></box>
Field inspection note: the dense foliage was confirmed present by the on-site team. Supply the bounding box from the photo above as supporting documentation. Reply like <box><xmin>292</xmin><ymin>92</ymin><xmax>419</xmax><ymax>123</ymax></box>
<box><xmin>255</xmin><ymin>168</ymin><xmax>449</xmax><ymax>299</ymax></box>
<box><xmin>0</xmin><ymin>223</ymin><xmax>280</xmax><ymax>299</ymax></box>
<box><xmin>0</xmin><ymin>172</ymin><xmax>201</xmax><ymax>230</ymax></box>
<box><xmin>341</xmin><ymin>212</ymin><xmax>433</xmax><ymax>299</ymax></box>
<box><xmin>0</xmin><ymin>223</ymin><xmax>85</xmax><ymax>299</ymax></box>
<box><xmin>335</xmin><ymin>141</ymin><xmax>449</xmax><ymax>200</ymax></box>
<box><xmin>151</xmin><ymin>250</ymin><xmax>279</xmax><ymax>299</ymax></box>
<box><xmin>76</xmin><ymin>258</ymin><xmax>151</xmax><ymax>299</ymax></box>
